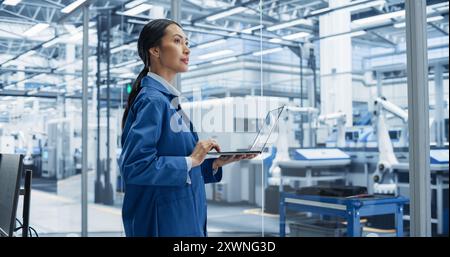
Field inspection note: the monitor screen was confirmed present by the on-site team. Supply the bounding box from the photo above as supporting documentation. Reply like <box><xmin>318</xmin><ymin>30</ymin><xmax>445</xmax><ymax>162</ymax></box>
<box><xmin>389</xmin><ymin>130</ymin><xmax>401</xmax><ymax>140</ymax></box>
<box><xmin>345</xmin><ymin>131</ymin><xmax>359</xmax><ymax>141</ymax></box>
<box><xmin>0</xmin><ymin>154</ymin><xmax>23</xmax><ymax>237</ymax></box>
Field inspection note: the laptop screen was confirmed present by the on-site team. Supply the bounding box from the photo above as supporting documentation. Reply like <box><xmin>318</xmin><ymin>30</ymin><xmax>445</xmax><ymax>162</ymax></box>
<box><xmin>250</xmin><ymin>106</ymin><xmax>285</xmax><ymax>152</ymax></box>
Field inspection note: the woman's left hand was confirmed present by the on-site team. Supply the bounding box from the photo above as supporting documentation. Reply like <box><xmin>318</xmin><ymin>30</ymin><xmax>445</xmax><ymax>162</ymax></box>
<box><xmin>212</xmin><ymin>154</ymin><xmax>258</xmax><ymax>170</ymax></box>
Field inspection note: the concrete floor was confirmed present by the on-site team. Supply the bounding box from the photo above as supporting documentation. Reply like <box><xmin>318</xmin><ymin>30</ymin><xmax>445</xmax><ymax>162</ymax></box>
<box><xmin>15</xmin><ymin>172</ymin><xmax>282</xmax><ymax>237</ymax></box>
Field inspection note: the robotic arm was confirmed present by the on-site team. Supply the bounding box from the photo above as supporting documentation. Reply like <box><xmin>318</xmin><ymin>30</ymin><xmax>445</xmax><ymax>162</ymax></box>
<box><xmin>318</xmin><ymin>112</ymin><xmax>347</xmax><ymax>148</ymax></box>
<box><xmin>274</xmin><ymin>105</ymin><xmax>319</xmax><ymax>160</ymax></box>
<box><xmin>374</xmin><ymin>97</ymin><xmax>408</xmax><ymax>123</ymax></box>
<box><xmin>269</xmin><ymin>105</ymin><xmax>319</xmax><ymax>183</ymax></box>
<box><xmin>371</xmin><ymin>97</ymin><xmax>408</xmax><ymax>194</ymax></box>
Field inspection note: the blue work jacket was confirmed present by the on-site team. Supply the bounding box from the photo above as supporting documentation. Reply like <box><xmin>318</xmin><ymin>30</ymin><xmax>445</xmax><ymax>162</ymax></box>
<box><xmin>119</xmin><ymin>75</ymin><xmax>223</xmax><ymax>237</ymax></box>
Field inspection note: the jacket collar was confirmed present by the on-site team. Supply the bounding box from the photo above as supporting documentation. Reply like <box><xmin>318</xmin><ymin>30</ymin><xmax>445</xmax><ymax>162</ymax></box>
<box><xmin>141</xmin><ymin>72</ymin><xmax>181</xmax><ymax>97</ymax></box>
<box><xmin>141</xmin><ymin>74</ymin><xmax>198</xmax><ymax>141</ymax></box>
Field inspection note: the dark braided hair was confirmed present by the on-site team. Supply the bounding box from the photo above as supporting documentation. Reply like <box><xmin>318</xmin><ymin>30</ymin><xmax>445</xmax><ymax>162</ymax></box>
<box><xmin>121</xmin><ymin>19</ymin><xmax>181</xmax><ymax>129</ymax></box>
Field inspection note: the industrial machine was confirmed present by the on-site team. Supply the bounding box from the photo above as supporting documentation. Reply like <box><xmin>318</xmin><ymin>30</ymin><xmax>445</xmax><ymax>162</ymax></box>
<box><xmin>318</xmin><ymin>112</ymin><xmax>347</xmax><ymax>148</ymax></box>
<box><xmin>371</xmin><ymin>97</ymin><xmax>408</xmax><ymax>194</ymax></box>
<box><xmin>42</xmin><ymin>119</ymin><xmax>74</xmax><ymax>179</ymax></box>
<box><xmin>0</xmin><ymin>135</ymin><xmax>15</xmax><ymax>154</ymax></box>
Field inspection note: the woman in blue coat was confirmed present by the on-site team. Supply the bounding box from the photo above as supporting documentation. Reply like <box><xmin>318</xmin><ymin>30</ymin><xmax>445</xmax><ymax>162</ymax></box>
<box><xmin>119</xmin><ymin>19</ymin><xmax>256</xmax><ymax>237</ymax></box>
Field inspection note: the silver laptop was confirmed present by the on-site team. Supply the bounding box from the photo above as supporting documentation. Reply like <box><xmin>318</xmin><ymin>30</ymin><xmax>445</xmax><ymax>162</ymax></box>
<box><xmin>208</xmin><ymin>106</ymin><xmax>285</xmax><ymax>156</ymax></box>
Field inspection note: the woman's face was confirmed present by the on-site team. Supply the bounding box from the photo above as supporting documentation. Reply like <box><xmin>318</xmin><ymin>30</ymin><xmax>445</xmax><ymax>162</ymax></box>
<box><xmin>150</xmin><ymin>24</ymin><xmax>190</xmax><ymax>73</ymax></box>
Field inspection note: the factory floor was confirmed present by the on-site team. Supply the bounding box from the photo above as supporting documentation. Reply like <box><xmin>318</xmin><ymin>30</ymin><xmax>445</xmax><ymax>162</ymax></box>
<box><xmin>16</xmin><ymin>171</ymin><xmax>282</xmax><ymax>237</ymax></box>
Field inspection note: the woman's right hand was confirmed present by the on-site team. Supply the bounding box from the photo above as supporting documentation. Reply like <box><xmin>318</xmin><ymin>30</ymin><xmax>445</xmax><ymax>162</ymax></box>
<box><xmin>190</xmin><ymin>139</ymin><xmax>221</xmax><ymax>167</ymax></box>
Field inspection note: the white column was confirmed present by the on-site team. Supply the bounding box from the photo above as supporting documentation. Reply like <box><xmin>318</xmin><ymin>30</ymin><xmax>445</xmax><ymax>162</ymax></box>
<box><xmin>319</xmin><ymin>0</ymin><xmax>353</xmax><ymax>126</ymax></box>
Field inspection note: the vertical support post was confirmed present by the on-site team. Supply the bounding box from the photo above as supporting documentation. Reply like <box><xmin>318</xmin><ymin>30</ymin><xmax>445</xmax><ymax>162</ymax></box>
<box><xmin>310</xmin><ymin>48</ymin><xmax>318</xmax><ymax>108</ymax></box>
<box><xmin>279</xmin><ymin>194</ymin><xmax>286</xmax><ymax>237</ymax></box>
<box><xmin>95</xmin><ymin>14</ymin><xmax>103</xmax><ymax>204</ymax></box>
<box><xmin>346</xmin><ymin>208</ymin><xmax>361</xmax><ymax>237</ymax></box>
<box><xmin>81</xmin><ymin>5</ymin><xmax>89</xmax><ymax>237</ymax></box>
<box><xmin>405</xmin><ymin>0</ymin><xmax>431</xmax><ymax>237</ymax></box>
<box><xmin>299</xmin><ymin>46</ymin><xmax>304</xmax><ymax>148</ymax></box>
<box><xmin>309</xmin><ymin>48</ymin><xmax>317</xmax><ymax>147</ymax></box>
<box><xmin>171</xmin><ymin>0</ymin><xmax>182</xmax><ymax>91</ymax></box>
<box><xmin>103</xmin><ymin>10</ymin><xmax>113</xmax><ymax>205</ymax></box>
<box><xmin>436</xmin><ymin>175</ymin><xmax>443</xmax><ymax>234</ymax></box>
<box><xmin>396</xmin><ymin>204</ymin><xmax>404</xmax><ymax>237</ymax></box>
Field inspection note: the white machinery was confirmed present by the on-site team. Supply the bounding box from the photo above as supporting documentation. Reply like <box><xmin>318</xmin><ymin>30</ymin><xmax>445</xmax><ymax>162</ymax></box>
<box><xmin>371</xmin><ymin>97</ymin><xmax>408</xmax><ymax>194</ymax></box>
<box><xmin>0</xmin><ymin>135</ymin><xmax>15</xmax><ymax>154</ymax></box>
<box><xmin>276</xmin><ymin>106</ymin><xmax>319</xmax><ymax>160</ymax></box>
<box><xmin>11</xmin><ymin>130</ymin><xmax>34</xmax><ymax>166</ymax></box>
<box><xmin>269</xmin><ymin>106</ymin><xmax>319</xmax><ymax>185</ymax></box>
<box><xmin>269</xmin><ymin>108</ymin><xmax>351</xmax><ymax>200</ymax></box>
<box><xmin>318</xmin><ymin>112</ymin><xmax>347</xmax><ymax>148</ymax></box>
<box><xmin>42</xmin><ymin>118</ymin><xmax>75</xmax><ymax>179</ymax></box>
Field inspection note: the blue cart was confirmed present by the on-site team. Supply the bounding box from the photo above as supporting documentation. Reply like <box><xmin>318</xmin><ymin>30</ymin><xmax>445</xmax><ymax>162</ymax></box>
<box><xmin>280</xmin><ymin>193</ymin><xmax>409</xmax><ymax>237</ymax></box>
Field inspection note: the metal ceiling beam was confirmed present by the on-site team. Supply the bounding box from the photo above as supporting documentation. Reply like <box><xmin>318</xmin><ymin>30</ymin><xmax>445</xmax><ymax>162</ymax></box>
<box><xmin>57</xmin><ymin>0</ymin><xmax>92</xmax><ymax>23</ymax></box>
<box><xmin>40</xmin><ymin>0</ymin><xmax>65</xmax><ymax>8</ymax></box>
<box><xmin>429</xmin><ymin>22</ymin><xmax>449</xmax><ymax>36</ymax></box>
<box><xmin>369</xmin><ymin>31</ymin><xmax>397</xmax><ymax>46</ymax></box>
<box><xmin>0</xmin><ymin>7</ymin><xmax>41</xmax><ymax>23</ymax></box>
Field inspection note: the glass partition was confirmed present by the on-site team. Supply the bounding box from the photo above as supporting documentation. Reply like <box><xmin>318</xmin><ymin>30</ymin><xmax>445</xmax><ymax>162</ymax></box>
<box><xmin>2</xmin><ymin>0</ymin><xmax>447</xmax><ymax>238</ymax></box>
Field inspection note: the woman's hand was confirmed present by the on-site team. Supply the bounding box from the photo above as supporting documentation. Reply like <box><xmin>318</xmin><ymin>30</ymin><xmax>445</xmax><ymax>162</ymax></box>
<box><xmin>212</xmin><ymin>154</ymin><xmax>258</xmax><ymax>170</ymax></box>
<box><xmin>190</xmin><ymin>139</ymin><xmax>221</xmax><ymax>167</ymax></box>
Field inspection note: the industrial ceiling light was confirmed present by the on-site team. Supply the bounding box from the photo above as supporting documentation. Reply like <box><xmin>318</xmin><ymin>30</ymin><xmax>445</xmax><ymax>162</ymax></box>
<box><xmin>61</xmin><ymin>0</ymin><xmax>87</xmax><ymax>14</ymax></box>
<box><xmin>282</xmin><ymin>31</ymin><xmax>310</xmax><ymax>40</ymax></box>
<box><xmin>252</xmin><ymin>47</ymin><xmax>283</xmax><ymax>56</ymax></box>
<box><xmin>348</xmin><ymin>30</ymin><xmax>367</xmax><ymax>37</ymax></box>
<box><xmin>310</xmin><ymin>0</ymin><xmax>385</xmax><ymax>15</ymax></box>
<box><xmin>125</xmin><ymin>0</ymin><xmax>147</xmax><ymax>9</ymax></box>
<box><xmin>436</xmin><ymin>6</ymin><xmax>449</xmax><ymax>12</ymax></box>
<box><xmin>112</xmin><ymin>60</ymin><xmax>142</xmax><ymax>69</ymax></box>
<box><xmin>352</xmin><ymin>10</ymin><xmax>405</xmax><ymax>26</ymax></box>
<box><xmin>427</xmin><ymin>2</ymin><xmax>449</xmax><ymax>13</ymax></box>
<box><xmin>3</xmin><ymin>0</ymin><xmax>22</xmax><ymax>6</ymax></box>
<box><xmin>206</xmin><ymin>6</ymin><xmax>247</xmax><ymax>22</ymax></box>
<box><xmin>393</xmin><ymin>15</ymin><xmax>444</xmax><ymax>28</ymax></box>
<box><xmin>122</xmin><ymin>3</ymin><xmax>153</xmax><ymax>16</ymax></box>
<box><xmin>111</xmin><ymin>42</ymin><xmax>137</xmax><ymax>53</ymax></box>
<box><xmin>241</xmin><ymin>25</ymin><xmax>264</xmax><ymax>34</ymax></box>
<box><xmin>346</xmin><ymin>0</ymin><xmax>386</xmax><ymax>12</ymax></box>
<box><xmin>23</xmin><ymin>23</ymin><xmax>50</xmax><ymax>37</ymax></box>
<box><xmin>42</xmin><ymin>38</ymin><xmax>61</xmax><ymax>48</ymax></box>
<box><xmin>198</xmin><ymin>49</ymin><xmax>234</xmax><ymax>60</ymax></box>
<box><xmin>65</xmin><ymin>28</ymin><xmax>96</xmax><ymax>43</ymax></box>
<box><xmin>196</xmin><ymin>39</ymin><xmax>227</xmax><ymax>49</ymax></box>
<box><xmin>269</xmin><ymin>38</ymin><xmax>282</xmax><ymax>43</ymax></box>
<box><xmin>21</xmin><ymin>50</ymin><xmax>37</xmax><ymax>58</ymax></box>
<box><xmin>267</xmin><ymin>19</ymin><xmax>313</xmax><ymax>31</ymax></box>
<box><xmin>212</xmin><ymin>56</ymin><xmax>237</xmax><ymax>65</ymax></box>
<box><xmin>119</xmin><ymin>72</ymin><xmax>136</xmax><ymax>78</ymax></box>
